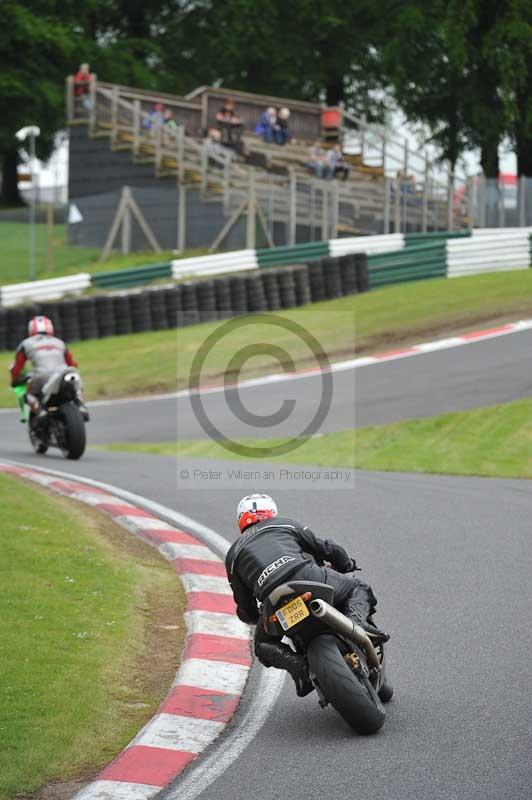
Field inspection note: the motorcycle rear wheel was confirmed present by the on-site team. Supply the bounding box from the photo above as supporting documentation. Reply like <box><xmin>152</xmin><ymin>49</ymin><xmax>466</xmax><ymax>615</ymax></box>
<box><xmin>307</xmin><ymin>634</ymin><xmax>385</xmax><ymax>734</ymax></box>
<box><xmin>59</xmin><ymin>403</ymin><xmax>86</xmax><ymax>460</ymax></box>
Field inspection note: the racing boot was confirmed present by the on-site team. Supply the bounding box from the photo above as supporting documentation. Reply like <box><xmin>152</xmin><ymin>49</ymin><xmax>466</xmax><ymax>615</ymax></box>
<box><xmin>255</xmin><ymin>641</ymin><xmax>314</xmax><ymax>697</ymax></box>
<box><xmin>75</xmin><ymin>390</ymin><xmax>90</xmax><ymax>421</ymax></box>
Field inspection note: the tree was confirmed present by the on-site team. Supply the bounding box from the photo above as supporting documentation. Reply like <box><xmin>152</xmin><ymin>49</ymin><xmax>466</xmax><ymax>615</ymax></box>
<box><xmin>0</xmin><ymin>2</ymin><xmax>77</xmax><ymax>204</ymax></box>
<box><xmin>0</xmin><ymin>0</ymin><xmax>169</xmax><ymax>206</ymax></box>
<box><xmin>157</xmin><ymin>0</ymin><xmax>385</xmax><ymax>120</ymax></box>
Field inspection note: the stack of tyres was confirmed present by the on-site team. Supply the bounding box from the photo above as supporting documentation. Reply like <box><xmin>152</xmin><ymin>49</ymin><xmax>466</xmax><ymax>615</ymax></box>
<box><xmin>355</xmin><ymin>253</ymin><xmax>369</xmax><ymax>293</ymax></box>
<box><xmin>339</xmin><ymin>254</ymin><xmax>358</xmax><ymax>296</ymax></box>
<box><xmin>163</xmin><ymin>286</ymin><xmax>182</xmax><ymax>329</ymax></box>
<box><xmin>39</xmin><ymin>302</ymin><xmax>63</xmax><ymax>338</ymax></box>
<box><xmin>129</xmin><ymin>292</ymin><xmax>152</xmax><ymax>333</ymax></box>
<box><xmin>245</xmin><ymin>275</ymin><xmax>267</xmax><ymax>312</ymax></box>
<box><xmin>95</xmin><ymin>295</ymin><xmax>117</xmax><ymax>337</ymax></box>
<box><xmin>113</xmin><ymin>294</ymin><xmax>133</xmax><ymax>335</ymax></box>
<box><xmin>77</xmin><ymin>298</ymin><xmax>99</xmax><ymax>340</ymax></box>
<box><xmin>321</xmin><ymin>256</ymin><xmax>343</xmax><ymax>299</ymax></box>
<box><xmin>58</xmin><ymin>300</ymin><xmax>81</xmax><ymax>343</ymax></box>
<box><xmin>214</xmin><ymin>278</ymin><xmax>233</xmax><ymax>320</ymax></box>
<box><xmin>307</xmin><ymin>260</ymin><xmax>326</xmax><ymax>302</ymax></box>
<box><xmin>229</xmin><ymin>276</ymin><xmax>248</xmax><ymax>316</ymax></box>
<box><xmin>147</xmin><ymin>289</ymin><xmax>168</xmax><ymax>330</ymax></box>
<box><xmin>277</xmin><ymin>269</ymin><xmax>297</xmax><ymax>309</ymax></box>
<box><xmin>262</xmin><ymin>270</ymin><xmax>282</xmax><ymax>311</ymax></box>
<box><xmin>0</xmin><ymin>308</ymin><xmax>7</xmax><ymax>351</ymax></box>
<box><xmin>292</xmin><ymin>265</ymin><xmax>312</xmax><ymax>306</ymax></box>
<box><xmin>181</xmin><ymin>283</ymin><xmax>200</xmax><ymax>326</ymax></box>
<box><xmin>196</xmin><ymin>281</ymin><xmax>218</xmax><ymax>323</ymax></box>
<box><xmin>6</xmin><ymin>308</ymin><xmax>26</xmax><ymax>350</ymax></box>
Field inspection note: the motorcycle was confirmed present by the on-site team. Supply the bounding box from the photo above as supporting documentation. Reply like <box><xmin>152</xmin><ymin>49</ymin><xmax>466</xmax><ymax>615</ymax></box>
<box><xmin>13</xmin><ymin>369</ymin><xmax>88</xmax><ymax>460</ymax></box>
<box><xmin>262</xmin><ymin>579</ymin><xmax>392</xmax><ymax>734</ymax></box>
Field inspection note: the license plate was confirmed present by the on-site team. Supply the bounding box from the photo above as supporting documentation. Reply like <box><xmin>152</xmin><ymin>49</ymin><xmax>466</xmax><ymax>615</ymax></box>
<box><xmin>275</xmin><ymin>596</ymin><xmax>309</xmax><ymax>631</ymax></box>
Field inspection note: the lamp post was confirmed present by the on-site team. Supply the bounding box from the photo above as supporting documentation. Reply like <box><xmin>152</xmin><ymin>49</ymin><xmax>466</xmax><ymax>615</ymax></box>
<box><xmin>15</xmin><ymin>126</ymin><xmax>41</xmax><ymax>281</ymax></box>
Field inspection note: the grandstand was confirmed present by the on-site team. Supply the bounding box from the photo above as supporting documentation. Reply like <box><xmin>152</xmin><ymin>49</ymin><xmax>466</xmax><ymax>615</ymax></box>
<box><xmin>66</xmin><ymin>78</ymin><xmax>468</xmax><ymax>252</ymax></box>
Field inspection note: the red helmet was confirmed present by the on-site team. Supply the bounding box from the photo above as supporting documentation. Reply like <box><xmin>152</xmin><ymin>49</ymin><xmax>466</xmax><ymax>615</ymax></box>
<box><xmin>28</xmin><ymin>316</ymin><xmax>54</xmax><ymax>336</ymax></box>
<box><xmin>237</xmin><ymin>494</ymin><xmax>278</xmax><ymax>533</ymax></box>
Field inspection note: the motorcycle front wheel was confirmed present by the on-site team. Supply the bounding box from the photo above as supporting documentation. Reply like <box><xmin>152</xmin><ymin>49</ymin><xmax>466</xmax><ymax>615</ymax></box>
<box><xmin>58</xmin><ymin>403</ymin><xmax>86</xmax><ymax>460</ymax></box>
<box><xmin>307</xmin><ymin>634</ymin><xmax>385</xmax><ymax>735</ymax></box>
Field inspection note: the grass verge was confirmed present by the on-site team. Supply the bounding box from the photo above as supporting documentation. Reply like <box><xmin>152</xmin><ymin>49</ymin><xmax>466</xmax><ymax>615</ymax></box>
<box><xmin>0</xmin><ymin>472</ymin><xmax>185</xmax><ymax>800</ymax></box>
<box><xmin>103</xmin><ymin>399</ymin><xmax>532</xmax><ymax>479</ymax></box>
<box><xmin>0</xmin><ymin>221</ymin><xmax>205</xmax><ymax>284</ymax></box>
<box><xmin>1</xmin><ymin>268</ymin><xmax>532</xmax><ymax>407</ymax></box>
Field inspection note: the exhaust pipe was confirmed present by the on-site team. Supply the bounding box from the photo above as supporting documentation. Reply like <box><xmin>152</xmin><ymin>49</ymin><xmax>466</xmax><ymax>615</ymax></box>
<box><xmin>309</xmin><ymin>599</ymin><xmax>381</xmax><ymax>671</ymax></box>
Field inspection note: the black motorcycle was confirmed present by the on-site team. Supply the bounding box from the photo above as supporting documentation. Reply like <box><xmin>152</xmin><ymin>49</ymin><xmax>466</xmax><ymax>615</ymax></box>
<box><xmin>262</xmin><ymin>580</ymin><xmax>392</xmax><ymax>734</ymax></box>
<box><xmin>14</xmin><ymin>370</ymin><xmax>88</xmax><ymax>460</ymax></box>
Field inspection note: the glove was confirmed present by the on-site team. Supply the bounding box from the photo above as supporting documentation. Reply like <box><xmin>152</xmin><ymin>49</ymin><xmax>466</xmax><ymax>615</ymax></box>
<box><xmin>344</xmin><ymin>557</ymin><xmax>360</xmax><ymax>573</ymax></box>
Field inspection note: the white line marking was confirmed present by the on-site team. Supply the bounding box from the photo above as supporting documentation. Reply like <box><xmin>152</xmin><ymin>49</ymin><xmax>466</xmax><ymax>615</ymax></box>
<box><xmin>159</xmin><ymin>669</ymin><xmax>287</xmax><ymax>800</ymax></box>
<box><xmin>0</xmin><ymin>458</ymin><xmax>286</xmax><ymax>795</ymax></box>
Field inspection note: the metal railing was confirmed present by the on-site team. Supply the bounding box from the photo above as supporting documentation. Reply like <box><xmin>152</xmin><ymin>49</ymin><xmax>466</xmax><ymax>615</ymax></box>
<box><xmin>66</xmin><ymin>77</ymin><xmax>474</xmax><ymax>244</ymax></box>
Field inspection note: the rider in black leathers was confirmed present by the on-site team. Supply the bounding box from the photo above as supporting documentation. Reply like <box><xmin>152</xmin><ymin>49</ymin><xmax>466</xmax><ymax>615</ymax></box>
<box><xmin>225</xmin><ymin>494</ymin><xmax>389</xmax><ymax>696</ymax></box>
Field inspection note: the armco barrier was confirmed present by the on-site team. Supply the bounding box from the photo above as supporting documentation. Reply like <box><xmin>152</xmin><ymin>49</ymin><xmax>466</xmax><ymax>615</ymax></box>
<box><xmin>172</xmin><ymin>250</ymin><xmax>257</xmax><ymax>279</ymax></box>
<box><xmin>92</xmin><ymin>262</ymin><xmax>172</xmax><ymax>289</ymax></box>
<box><xmin>256</xmin><ymin>241</ymin><xmax>329</xmax><ymax>267</ymax></box>
<box><xmin>0</xmin><ymin>257</ymin><xmax>367</xmax><ymax>351</ymax></box>
<box><xmin>0</xmin><ymin>273</ymin><xmax>91</xmax><ymax>307</ymax></box>
<box><xmin>368</xmin><ymin>241</ymin><xmax>447</xmax><ymax>288</ymax></box>
<box><xmin>447</xmin><ymin>228</ymin><xmax>532</xmax><ymax>278</ymax></box>
<box><xmin>329</xmin><ymin>233</ymin><xmax>404</xmax><ymax>258</ymax></box>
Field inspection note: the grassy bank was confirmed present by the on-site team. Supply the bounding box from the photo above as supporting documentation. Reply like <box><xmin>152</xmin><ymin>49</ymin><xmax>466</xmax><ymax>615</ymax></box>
<box><xmin>1</xmin><ymin>268</ymin><xmax>532</xmax><ymax>407</ymax></box>
<box><xmin>0</xmin><ymin>221</ymin><xmax>204</xmax><ymax>284</ymax></box>
<box><xmin>104</xmin><ymin>399</ymin><xmax>532</xmax><ymax>479</ymax></box>
<box><xmin>0</xmin><ymin>473</ymin><xmax>185</xmax><ymax>799</ymax></box>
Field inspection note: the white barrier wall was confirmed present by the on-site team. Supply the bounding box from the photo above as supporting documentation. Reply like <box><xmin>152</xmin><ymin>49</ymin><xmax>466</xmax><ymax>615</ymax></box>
<box><xmin>447</xmin><ymin>229</ymin><xmax>532</xmax><ymax>278</ymax></box>
<box><xmin>171</xmin><ymin>250</ymin><xmax>258</xmax><ymax>279</ymax></box>
<box><xmin>329</xmin><ymin>234</ymin><xmax>404</xmax><ymax>257</ymax></box>
<box><xmin>0</xmin><ymin>274</ymin><xmax>92</xmax><ymax>307</ymax></box>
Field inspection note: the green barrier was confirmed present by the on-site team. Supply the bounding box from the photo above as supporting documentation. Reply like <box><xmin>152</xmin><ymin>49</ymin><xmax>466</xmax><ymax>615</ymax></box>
<box><xmin>256</xmin><ymin>241</ymin><xmax>329</xmax><ymax>267</ymax></box>
<box><xmin>92</xmin><ymin>262</ymin><xmax>172</xmax><ymax>289</ymax></box>
<box><xmin>368</xmin><ymin>241</ymin><xmax>447</xmax><ymax>288</ymax></box>
<box><xmin>404</xmin><ymin>230</ymin><xmax>471</xmax><ymax>245</ymax></box>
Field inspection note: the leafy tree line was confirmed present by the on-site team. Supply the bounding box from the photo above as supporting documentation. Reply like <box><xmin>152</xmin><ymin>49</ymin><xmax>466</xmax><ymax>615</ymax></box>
<box><xmin>1</xmin><ymin>0</ymin><xmax>530</xmax><ymax>205</ymax></box>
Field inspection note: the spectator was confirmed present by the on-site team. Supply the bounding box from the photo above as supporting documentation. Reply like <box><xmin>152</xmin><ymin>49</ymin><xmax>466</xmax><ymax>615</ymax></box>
<box><xmin>307</xmin><ymin>140</ymin><xmax>328</xmax><ymax>178</ymax></box>
<box><xmin>255</xmin><ymin>107</ymin><xmax>277</xmax><ymax>143</ymax></box>
<box><xmin>205</xmin><ymin>128</ymin><xmax>230</xmax><ymax>166</ymax></box>
<box><xmin>74</xmin><ymin>63</ymin><xmax>94</xmax><ymax>113</ymax></box>
<box><xmin>275</xmin><ymin>107</ymin><xmax>291</xmax><ymax>145</ymax></box>
<box><xmin>141</xmin><ymin>102</ymin><xmax>165</xmax><ymax>135</ymax></box>
<box><xmin>162</xmin><ymin>108</ymin><xmax>182</xmax><ymax>144</ymax></box>
<box><xmin>216</xmin><ymin>97</ymin><xmax>244</xmax><ymax>151</ymax></box>
<box><xmin>327</xmin><ymin>143</ymin><xmax>350</xmax><ymax>181</ymax></box>
<box><xmin>163</xmin><ymin>109</ymin><xmax>180</xmax><ymax>134</ymax></box>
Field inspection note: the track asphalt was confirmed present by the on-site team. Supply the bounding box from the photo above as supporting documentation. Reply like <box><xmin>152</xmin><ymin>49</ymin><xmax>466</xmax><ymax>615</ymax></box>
<box><xmin>1</xmin><ymin>327</ymin><xmax>531</xmax><ymax>799</ymax></box>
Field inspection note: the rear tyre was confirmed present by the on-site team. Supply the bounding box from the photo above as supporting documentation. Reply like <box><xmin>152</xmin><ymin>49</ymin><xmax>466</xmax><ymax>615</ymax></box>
<box><xmin>59</xmin><ymin>403</ymin><xmax>86</xmax><ymax>460</ymax></box>
<box><xmin>307</xmin><ymin>635</ymin><xmax>385</xmax><ymax>734</ymax></box>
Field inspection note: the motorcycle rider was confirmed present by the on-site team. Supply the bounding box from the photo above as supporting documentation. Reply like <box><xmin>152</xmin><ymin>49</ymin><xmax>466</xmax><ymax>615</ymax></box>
<box><xmin>226</xmin><ymin>494</ymin><xmax>390</xmax><ymax>697</ymax></box>
<box><xmin>9</xmin><ymin>316</ymin><xmax>88</xmax><ymax>420</ymax></box>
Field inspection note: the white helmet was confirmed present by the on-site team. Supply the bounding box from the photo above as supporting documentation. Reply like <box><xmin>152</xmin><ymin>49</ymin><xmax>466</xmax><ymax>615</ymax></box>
<box><xmin>28</xmin><ymin>316</ymin><xmax>54</xmax><ymax>336</ymax></box>
<box><xmin>237</xmin><ymin>494</ymin><xmax>278</xmax><ymax>532</ymax></box>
